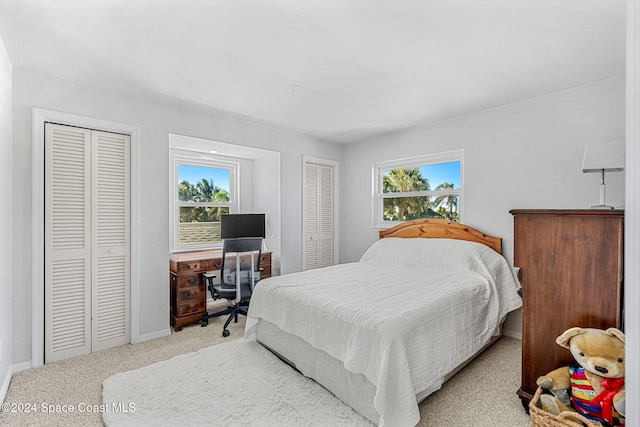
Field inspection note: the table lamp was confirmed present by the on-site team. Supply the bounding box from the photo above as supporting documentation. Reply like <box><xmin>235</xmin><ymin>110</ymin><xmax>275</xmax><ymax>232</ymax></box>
<box><xmin>581</xmin><ymin>141</ymin><xmax>624</xmax><ymax>209</ymax></box>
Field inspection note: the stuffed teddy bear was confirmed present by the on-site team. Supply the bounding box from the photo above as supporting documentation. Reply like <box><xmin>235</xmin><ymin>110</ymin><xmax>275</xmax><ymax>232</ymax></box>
<box><xmin>536</xmin><ymin>327</ymin><xmax>625</xmax><ymax>426</ymax></box>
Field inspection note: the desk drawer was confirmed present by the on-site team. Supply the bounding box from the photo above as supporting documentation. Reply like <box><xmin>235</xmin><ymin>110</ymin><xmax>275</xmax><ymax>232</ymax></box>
<box><xmin>177</xmin><ymin>300</ymin><xmax>205</xmax><ymax>317</ymax></box>
<box><xmin>178</xmin><ymin>286</ymin><xmax>205</xmax><ymax>301</ymax></box>
<box><xmin>222</xmin><ymin>256</ymin><xmax>257</xmax><ymax>270</ymax></box>
<box><xmin>200</xmin><ymin>253</ymin><xmax>270</xmax><ymax>272</ymax></box>
<box><xmin>173</xmin><ymin>273</ymin><xmax>201</xmax><ymax>289</ymax></box>
<box><xmin>260</xmin><ymin>264</ymin><xmax>271</xmax><ymax>278</ymax></box>
<box><xmin>176</xmin><ymin>261</ymin><xmax>205</xmax><ymax>273</ymax></box>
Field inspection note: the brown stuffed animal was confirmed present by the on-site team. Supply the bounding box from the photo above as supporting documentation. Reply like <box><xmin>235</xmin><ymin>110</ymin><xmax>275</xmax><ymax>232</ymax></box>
<box><xmin>536</xmin><ymin>327</ymin><xmax>625</xmax><ymax>426</ymax></box>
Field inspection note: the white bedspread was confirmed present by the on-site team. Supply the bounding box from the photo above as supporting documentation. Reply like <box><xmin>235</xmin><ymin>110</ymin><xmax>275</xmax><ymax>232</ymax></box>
<box><xmin>245</xmin><ymin>238</ymin><xmax>522</xmax><ymax>427</ymax></box>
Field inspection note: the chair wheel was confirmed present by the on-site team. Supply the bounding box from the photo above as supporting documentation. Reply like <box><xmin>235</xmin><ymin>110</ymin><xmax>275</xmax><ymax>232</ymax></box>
<box><xmin>222</xmin><ymin>330</ymin><xmax>230</xmax><ymax>337</ymax></box>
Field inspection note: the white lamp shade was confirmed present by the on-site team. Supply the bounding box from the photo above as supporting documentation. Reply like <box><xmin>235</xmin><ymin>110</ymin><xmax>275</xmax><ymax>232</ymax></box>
<box><xmin>582</xmin><ymin>141</ymin><xmax>625</xmax><ymax>173</ymax></box>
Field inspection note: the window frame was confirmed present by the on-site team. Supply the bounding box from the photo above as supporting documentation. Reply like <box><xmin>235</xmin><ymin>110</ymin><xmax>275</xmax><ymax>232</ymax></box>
<box><xmin>371</xmin><ymin>149</ymin><xmax>464</xmax><ymax>228</ymax></box>
<box><xmin>170</xmin><ymin>152</ymin><xmax>239</xmax><ymax>252</ymax></box>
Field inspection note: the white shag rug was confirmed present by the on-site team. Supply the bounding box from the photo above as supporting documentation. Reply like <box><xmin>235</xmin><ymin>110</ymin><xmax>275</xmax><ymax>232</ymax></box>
<box><xmin>102</xmin><ymin>338</ymin><xmax>373</xmax><ymax>427</ymax></box>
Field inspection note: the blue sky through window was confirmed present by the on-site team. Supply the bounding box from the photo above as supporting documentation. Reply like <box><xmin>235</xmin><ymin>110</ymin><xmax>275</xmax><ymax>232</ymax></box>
<box><xmin>178</xmin><ymin>165</ymin><xmax>230</xmax><ymax>191</ymax></box>
<box><xmin>384</xmin><ymin>161</ymin><xmax>460</xmax><ymax>189</ymax></box>
<box><xmin>419</xmin><ymin>161</ymin><xmax>460</xmax><ymax>189</ymax></box>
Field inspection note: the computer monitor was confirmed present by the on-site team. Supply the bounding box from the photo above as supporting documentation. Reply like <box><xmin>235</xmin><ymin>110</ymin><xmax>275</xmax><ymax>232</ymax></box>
<box><xmin>220</xmin><ymin>213</ymin><xmax>266</xmax><ymax>239</ymax></box>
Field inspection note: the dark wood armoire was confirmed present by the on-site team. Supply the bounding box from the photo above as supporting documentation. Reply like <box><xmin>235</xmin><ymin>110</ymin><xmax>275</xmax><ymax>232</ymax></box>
<box><xmin>510</xmin><ymin>209</ymin><xmax>624</xmax><ymax>408</ymax></box>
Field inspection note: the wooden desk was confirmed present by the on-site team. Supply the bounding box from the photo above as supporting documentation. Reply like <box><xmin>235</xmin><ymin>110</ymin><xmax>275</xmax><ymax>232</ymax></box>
<box><xmin>169</xmin><ymin>249</ymin><xmax>272</xmax><ymax>331</ymax></box>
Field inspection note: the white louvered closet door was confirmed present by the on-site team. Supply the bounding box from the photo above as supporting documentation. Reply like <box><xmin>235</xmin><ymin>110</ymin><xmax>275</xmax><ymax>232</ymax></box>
<box><xmin>45</xmin><ymin>123</ymin><xmax>130</xmax><ymax>363</ymax></box>
<box><xmin>91</xmin><ymin>130</ymin><xmax>130</xmax><ymax>353</ymax></box>
<box><xmin>304</xmin><ymin>162</ymin><xmax>334</xmax><ymax>270</ymax></box>
<box><xmin>45</xmin><ymin>124</ymin><xmax>92</xmax><ymax>362</ymax></box>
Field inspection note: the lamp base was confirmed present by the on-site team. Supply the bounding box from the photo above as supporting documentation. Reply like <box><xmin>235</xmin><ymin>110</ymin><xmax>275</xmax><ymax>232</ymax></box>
<box><xmin>590</xmin><ymin>204</ymin><xmax>615</xmax><ymax>210</ymax></box>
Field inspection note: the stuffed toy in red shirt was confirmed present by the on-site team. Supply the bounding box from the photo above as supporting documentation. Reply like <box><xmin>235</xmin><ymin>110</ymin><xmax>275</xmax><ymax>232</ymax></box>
<box><xmin>536</xmin><ymin>327</ymin><xmax>625</xmax><ymax>426</ymax></box>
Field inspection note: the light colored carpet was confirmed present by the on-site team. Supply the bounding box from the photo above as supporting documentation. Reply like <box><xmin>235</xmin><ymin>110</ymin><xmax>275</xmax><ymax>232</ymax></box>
<box><xmin>1</xmin><ymin>310</ymin><xmax>531</xmax><ymax>426</ymax></box>
<box><xmin>103</xmin><ymin>339</ymin><xmax>373</xmax><ymax>426</ymax></box>
<box><xmin>416</xmin><ymin>335</ymin><xmax>531</xmax><ymax>426</ymax></box>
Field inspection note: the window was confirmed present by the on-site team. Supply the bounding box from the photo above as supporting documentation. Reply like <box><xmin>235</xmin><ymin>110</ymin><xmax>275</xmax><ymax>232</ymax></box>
<box><xmin>372</xmin><ymin>150</ymin><xmax>463</xmax><ymax>227</ymax></box>
<box><xmin>171</xmin><ymin>155</ymin><xmax>238</xmax><ymax>250</ymax></box>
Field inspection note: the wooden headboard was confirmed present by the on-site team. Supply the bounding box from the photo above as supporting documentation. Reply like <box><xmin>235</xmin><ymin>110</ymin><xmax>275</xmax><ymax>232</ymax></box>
<box><xmin>379</xmin><ymin>219</ymin><xmax>502</xmax><ymax>254</ymax></box>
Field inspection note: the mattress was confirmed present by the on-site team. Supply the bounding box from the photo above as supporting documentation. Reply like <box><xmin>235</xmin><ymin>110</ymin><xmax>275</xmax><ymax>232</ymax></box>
<box><xmin>245</xmin><ymin>238</ymin><xmax>522</xmax><ymax>426</ymax></box>
<box><xmin>255</xmin><ymin>319</ymin><xmax>501</xmax><ymax>425</ymax></box>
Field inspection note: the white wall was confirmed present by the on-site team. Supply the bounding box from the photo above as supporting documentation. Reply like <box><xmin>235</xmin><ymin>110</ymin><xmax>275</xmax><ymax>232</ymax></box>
<box><xmin>11</xmin><ymin>67</ymin><xmax>342</xmax><ymax>367</ymax></box>
<box><xmin>340</xmin><ymin>77</ymin><xmax>625</xmax><ymax>337</ymax></box>
<box><xmin>0</xmin><ymin>35</ymin><xmax>12</xmax><ymax>401</ymax></box>
<box><xmin>253</xmin><ymin>151</ymin><xmax>283</xmax><ymax>274</ymax></box>
<box><xmin>625</xmin><ymin>0</ymin><xmax>640</xmax><ymax>419</ymax></box>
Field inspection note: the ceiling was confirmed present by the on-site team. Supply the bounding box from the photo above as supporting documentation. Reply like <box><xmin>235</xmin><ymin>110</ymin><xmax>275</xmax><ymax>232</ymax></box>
<box><xmin>0</xmin><ymin>0</ymin><xmax>626</xmax><ymax>143</ymax></box>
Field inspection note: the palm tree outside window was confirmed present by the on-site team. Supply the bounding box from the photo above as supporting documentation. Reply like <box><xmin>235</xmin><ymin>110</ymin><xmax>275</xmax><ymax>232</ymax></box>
<box><xmin>373</xmin><ymin>150</ymin><xmax>463</xmax><ymax>227</ymax></box>
<box><xmin>176</xmin><ymin>162</ymin><xmax>236</xmax><ymax>248</ymax></box>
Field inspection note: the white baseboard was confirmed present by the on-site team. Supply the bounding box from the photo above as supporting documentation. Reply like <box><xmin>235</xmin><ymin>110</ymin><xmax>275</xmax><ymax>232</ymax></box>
<box><xmin>134</xmin><ymin>328</ymin><xmax>171</xmax><ymax>344</ymax></box>
<box><xmin>0</xmin><ymin>365</ymin><xmax>12</xmax><ymax>403</ymax></box>
<box><xmin>6</xmin><ymin>328</ymin><xmax>170</xmax><ymax>381</ymax></box>
<box><xmin>503</xmin><ymin>328</ymin><xmax>522</xmax><ymax>340</ymax></box>
<box><xmin>11</xmin><ymin>361</ymin><xmax>32</xmax><ymax>374</ymax></box>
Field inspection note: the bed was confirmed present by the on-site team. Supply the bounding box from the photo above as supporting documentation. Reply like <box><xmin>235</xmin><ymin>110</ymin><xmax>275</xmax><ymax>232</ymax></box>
<box><xmin>244</xmin><ymin>219</ymin><xmax>522</xmax><ymax>427</ymax></box>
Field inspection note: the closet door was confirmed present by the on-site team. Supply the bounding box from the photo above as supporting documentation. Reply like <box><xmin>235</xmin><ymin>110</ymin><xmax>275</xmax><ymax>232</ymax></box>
<box><xmin>45</xmin><ymin>124</ymin><xmax>92</xmax><ymax>362</ymax></box>
<box><xmin>91</xmin><ymin>130</ymin><xmax>130</xmax><ymax>352</ymax></box>
<box><xmin>45</xmin><ymin>123</ymin><xmax>130</xmax><ymax>362</ymax></box>
<box><xmin>304</xmin><ymin>162</ymin><xmax>334</xmax><ymax>270</ymax></box>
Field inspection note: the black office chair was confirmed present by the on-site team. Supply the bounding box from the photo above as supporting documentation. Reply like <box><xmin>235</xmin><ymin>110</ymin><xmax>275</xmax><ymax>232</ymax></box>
<box><xmin>200</xmin><ymin>237</ymin><xmax>262</xmax><ymax>337</ymax></box>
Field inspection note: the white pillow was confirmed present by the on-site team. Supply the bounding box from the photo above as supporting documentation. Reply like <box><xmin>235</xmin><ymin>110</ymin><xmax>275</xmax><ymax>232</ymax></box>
<box><xmin>359</xmin><ymin>237</ymin><xmax>499</xmax><ymax>274</ymax></box>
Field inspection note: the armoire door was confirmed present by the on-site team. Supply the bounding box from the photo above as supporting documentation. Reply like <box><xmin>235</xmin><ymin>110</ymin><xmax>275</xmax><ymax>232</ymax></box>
<box><xmin>45</xmin><ymin>123</ymin><xmax>130</xmax><ymax>363</ymax></box>
<box><xmin>304</xmin><ymin>162</ymin><xmax>334</xmax><ymax>270</ymax></box>
<box><xmin>511</xmin><ymin>209</ymin><xmax>624</xmax><ymax>406</ymax></box>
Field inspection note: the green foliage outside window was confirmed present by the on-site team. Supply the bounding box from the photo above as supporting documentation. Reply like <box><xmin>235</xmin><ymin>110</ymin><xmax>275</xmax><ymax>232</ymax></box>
<box><xmin>178</xmin><ymin>178</ymin><xmax>230</xmax><ymax>222</ymax></box>
<box><xmin>382</xmin><ymin>167</ymin><xmax>459</xmax><ymax>222</ymax></box>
